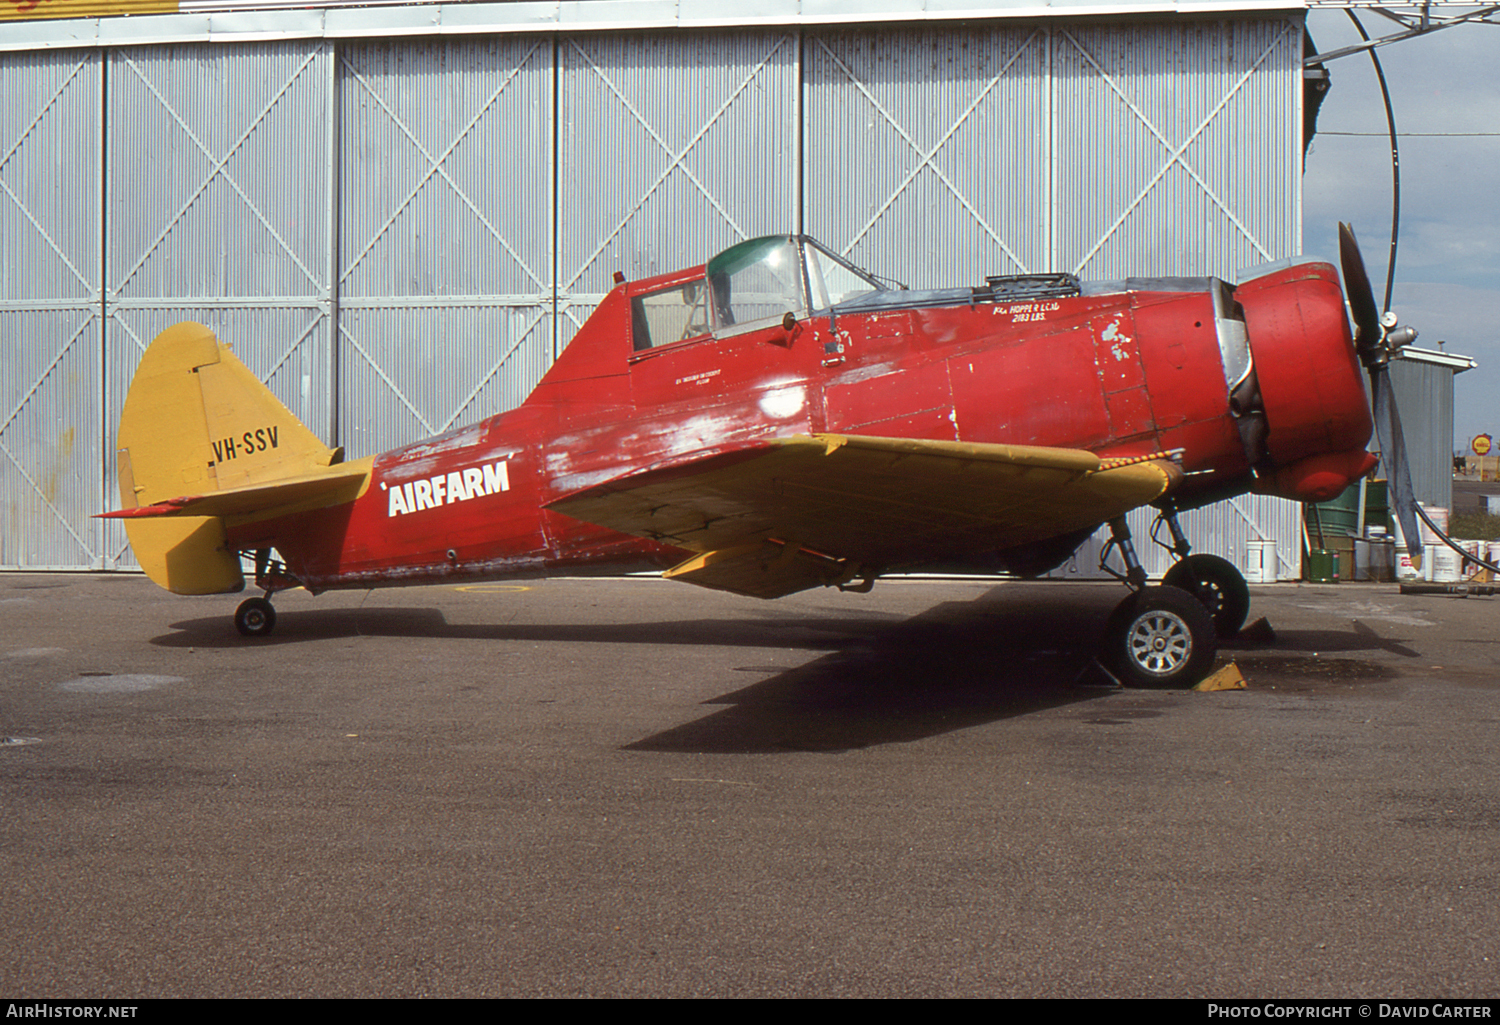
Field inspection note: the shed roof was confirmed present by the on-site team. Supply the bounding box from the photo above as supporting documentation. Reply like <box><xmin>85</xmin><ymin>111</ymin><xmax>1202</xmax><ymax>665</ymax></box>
<box><xmin>1394</xmin><ymin>346</ymin><xmax>1477</xmax><ymax>374</ymax></box>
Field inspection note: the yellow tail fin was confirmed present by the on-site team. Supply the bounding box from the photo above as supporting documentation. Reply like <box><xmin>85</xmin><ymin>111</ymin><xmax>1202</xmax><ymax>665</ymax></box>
<box><xmin>115</xmin><ymin>322</ymin><xmax>346</xmax><ymax>595</ymax></box>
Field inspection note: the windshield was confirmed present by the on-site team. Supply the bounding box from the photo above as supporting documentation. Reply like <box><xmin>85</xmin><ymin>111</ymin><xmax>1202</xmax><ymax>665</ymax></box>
<box><xmin>704</xmin><ymin>236</ymin><xmax>885</xmax><ymax>334</ymax></box>
<box><xmin>706</xmin><ymin>237</ymin><xmax>804</xmax><ymax>331</ymax></box>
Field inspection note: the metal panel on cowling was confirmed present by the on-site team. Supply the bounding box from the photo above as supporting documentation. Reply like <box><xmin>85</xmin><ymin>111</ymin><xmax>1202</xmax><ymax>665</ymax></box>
<box><xmin>102</xmin><ymin>41</ymin><xmax>334</xmax><ymax>568</ymax></box>
<box><xmin>337</xmin><ymin>36</ymin><xmax>554</xmax><ymax>459</ymax></box>
<box><xmin>1052</xmin><ymin>17</ymin><xmax>1300</xmax><ymax>281</ymax></box>
<box><xmin>804</xmin><ymin>25</ymin><xmax>1048</xmax><ymax>289</ymax></box>
<box><xmin>557</xmin><ymin>30</ymin><xmax>797</xmax><ymax>350</ymax></box>
<box><xmin>0</xmin><ymin>49</ymin><xmax>103</xmax><ymax>569</ymax></box>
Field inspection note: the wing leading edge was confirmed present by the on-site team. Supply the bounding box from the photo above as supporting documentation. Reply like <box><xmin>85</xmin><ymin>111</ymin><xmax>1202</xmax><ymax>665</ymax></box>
<box><xmin>547</xmin><ymin>434</ymin><xmax>1183</xmax><ymax>598</ymax></box>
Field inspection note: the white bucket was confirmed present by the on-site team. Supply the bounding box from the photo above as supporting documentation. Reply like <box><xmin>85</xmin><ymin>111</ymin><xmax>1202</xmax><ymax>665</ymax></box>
<box><xmin>1459</xmin><ymin>539</ymin><xmax>1482</xmax><ymax>579</ymax></box>
<box><xmin>1425</xmin><ymin>544</ymin><xmax>1461</xmax><ymax>583</ymax></box>
<box><xmin>1392</xmin><ymin>520</ymin><xmax>1422</xmax><ymax>581</ymax></box>
<box><xmin>1485</xmin><ymin>495</ymin><xmax>1500</xmax><ymax>516</ymax></box>
<box><xmin>1244</xmin><ymin>540</ymin><xmax>1277</xmax><ymax>583</ymax></box>
<box><xmin>1419</xmin><ymin>505</ymin><xmax>1449</xmax><ymax>546</ymax></box>
<box><xmin>1397</xmin><ymin>548</ymin><xmax>1422</xmax><ymax>581</ymax></box>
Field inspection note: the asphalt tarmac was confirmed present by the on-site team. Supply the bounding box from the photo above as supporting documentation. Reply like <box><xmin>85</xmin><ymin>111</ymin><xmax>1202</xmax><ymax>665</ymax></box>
<box><xmin>2</xmin><ymin>572</ymin><xmax>1498</xmax><ymax>998</ymax></box>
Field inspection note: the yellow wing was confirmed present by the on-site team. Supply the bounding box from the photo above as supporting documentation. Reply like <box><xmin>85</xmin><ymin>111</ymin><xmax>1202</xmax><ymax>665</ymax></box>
<box><xmin>547</xmin><ymin>433</ymin><xmax>1182</xmax><ymax>598</ymax></box>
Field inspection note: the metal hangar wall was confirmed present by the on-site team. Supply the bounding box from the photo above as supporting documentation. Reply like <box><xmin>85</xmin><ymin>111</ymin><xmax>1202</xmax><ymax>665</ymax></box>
<box><xmin>1</xmin><ymin>1</ymin><xmax>1307</xmax><ymax>573</ymax></box>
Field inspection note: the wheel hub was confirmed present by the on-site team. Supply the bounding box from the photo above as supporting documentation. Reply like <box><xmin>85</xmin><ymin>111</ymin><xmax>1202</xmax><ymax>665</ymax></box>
<box><xmin>1127</xmin><ymin>611</ymin><xmax>1192</xmax><ymax>675</ymax></box>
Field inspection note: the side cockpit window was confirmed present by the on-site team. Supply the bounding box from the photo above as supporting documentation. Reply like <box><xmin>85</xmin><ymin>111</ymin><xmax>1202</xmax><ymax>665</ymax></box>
<box><xmin>632</xmin><ymin>279</ymin><xmax>711</xmax><ymax>351</ymax></box>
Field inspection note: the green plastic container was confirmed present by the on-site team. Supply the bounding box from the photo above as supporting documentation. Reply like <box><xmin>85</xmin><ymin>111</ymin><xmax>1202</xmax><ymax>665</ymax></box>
<box><xmin>1305</xmin><ymin>548</ymin><xmax>1337</xmax><ymax>583</ymax></box>
<box><xmin>1363</xmin><ymin>481</ymin><xmax>1390</xmax><ymax>534</ymax></box>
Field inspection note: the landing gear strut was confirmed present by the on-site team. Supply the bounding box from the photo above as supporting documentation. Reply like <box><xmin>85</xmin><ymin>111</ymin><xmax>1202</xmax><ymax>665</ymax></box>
<box><xmin>1154</xmin><ymin>506</ymin><xmax>1251</xmax><ymax>639</ymax></box>
<box><xmin>1098</xmin><ymin>516</ymin><xmax>1217</xmax><ymax>688</ymax></box>
<box><xmin>233</xmin><ymin>549</ymin><xmax>298</xmax><ymax>638</ymax></box>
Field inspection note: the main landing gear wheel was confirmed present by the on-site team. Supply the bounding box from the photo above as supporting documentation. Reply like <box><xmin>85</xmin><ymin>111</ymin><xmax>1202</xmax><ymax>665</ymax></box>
<box><xmin>1104</xmin><ymin>585</ymin><xmax>1216</xmax><ymax>689</ymax></box>
<box><xmin>234</xmin><ymin>596</ymin><xmax>277</xmax><ymax>638</ymax></box>
<box><xmin>1162</xmin><ymin>553</ymin><xmax>1251</xmax><ymax>639</ymax></box>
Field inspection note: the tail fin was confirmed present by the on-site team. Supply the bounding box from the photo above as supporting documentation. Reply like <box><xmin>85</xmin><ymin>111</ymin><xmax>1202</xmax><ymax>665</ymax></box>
<box><xmin>113</xmin><ymin>322</ymin><xmax>351</xmax><ymax>595</ymax></box>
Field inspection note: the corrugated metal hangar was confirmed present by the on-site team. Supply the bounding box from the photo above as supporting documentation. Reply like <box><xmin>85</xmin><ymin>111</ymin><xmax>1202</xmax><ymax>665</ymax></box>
<box><xmin>4</xmin><ymin>0</ymin><xmax>1319</xmax><ymax>575</ymax></box>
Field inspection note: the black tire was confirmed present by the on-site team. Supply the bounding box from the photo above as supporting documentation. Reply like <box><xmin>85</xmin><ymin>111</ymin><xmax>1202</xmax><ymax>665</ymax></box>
<box><xmin>234</xmin><ymin>597</ymin><xmax>276</xmax><ymax>638</ymax></box>
<box><xmin>1104</xmin><ymin>585</ymin><xmax>1217</xmax><ymax>688</ymax></box>
<box><xmin>1163</xmin><ymin>553</ymin><xmax>1251</xmax><ymax>639</ymax></box>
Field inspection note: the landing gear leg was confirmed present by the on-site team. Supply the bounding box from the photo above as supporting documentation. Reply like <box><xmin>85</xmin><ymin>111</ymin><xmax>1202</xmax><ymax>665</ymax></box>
<box><xmin>1099</xmin><ymin>517</ymin><xmax>1217</xmax><ymax>687</ymax></box>
<box><xmin>1100</xmin><ymin>516</ymin><xmax>1149</xmax><ymax>590</ymax></box>
<box><xmin>1156</xmin><ymin>508</ymin><xmax>1251</xmax><ymax>638</ymax></box>
<box><xmin>233</xmin><ymin>548</ymin><xmax>298</xmax><ymax>638</ymax></box>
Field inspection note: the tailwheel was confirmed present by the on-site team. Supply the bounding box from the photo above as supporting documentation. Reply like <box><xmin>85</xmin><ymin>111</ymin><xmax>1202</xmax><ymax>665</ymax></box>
<box><xmin>1104</xmin><ymin>585</ymin><xmax>1216</xmax><ymax>688</ymax></box>
<box><xmin>1162</xmin><ymin>553</ymin><xmax>1251</xmax><ymax>639</ymax></box>
<box><xmin>234</xmin><ymin>596</ymin><xmax>277</xmax><ymax>638</ymax></box>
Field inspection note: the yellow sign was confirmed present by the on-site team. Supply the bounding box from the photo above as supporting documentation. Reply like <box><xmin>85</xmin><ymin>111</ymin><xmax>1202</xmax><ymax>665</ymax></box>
<box><xmin>3</xmin><ymin>0</ymin><xmax>177</xmax><ymax>20</ymax></box>
<box><xmin>1475</xmin><ymin>434</ymin><xmax>1494</xmax><ymax>456</ymax></box>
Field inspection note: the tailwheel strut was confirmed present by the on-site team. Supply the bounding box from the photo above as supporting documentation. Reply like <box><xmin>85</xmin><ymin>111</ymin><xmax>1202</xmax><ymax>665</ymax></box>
<box><xmin>234</xmin><ymin>549</ymin><xmax>299</xmax><ymax>638</ymax></box>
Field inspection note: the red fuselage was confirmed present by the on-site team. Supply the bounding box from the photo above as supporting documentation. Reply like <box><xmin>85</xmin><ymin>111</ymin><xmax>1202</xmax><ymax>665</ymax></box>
<box><xmin>229</xmin><ymin>256</ymin><xmax>1373</xmax><ymax>592</ymax></box>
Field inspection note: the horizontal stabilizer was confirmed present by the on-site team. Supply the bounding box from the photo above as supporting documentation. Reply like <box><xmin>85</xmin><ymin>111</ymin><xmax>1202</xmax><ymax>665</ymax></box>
<box><xmin>99</xmin><ymin>463</ymin><xmax>371</xmax><ymax>521</ymax></box>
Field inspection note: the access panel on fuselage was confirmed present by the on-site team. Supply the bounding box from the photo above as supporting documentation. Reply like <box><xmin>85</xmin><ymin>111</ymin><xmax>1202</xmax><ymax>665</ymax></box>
<box><xmin>945</xmin><ymin>310</ymin><xmax>1112</xmax><ymax>448</ymax></box>
<box><xmin>824</xmin><ymin>359</ymin><xmax>957</xmax><ymax>441</ymax></box>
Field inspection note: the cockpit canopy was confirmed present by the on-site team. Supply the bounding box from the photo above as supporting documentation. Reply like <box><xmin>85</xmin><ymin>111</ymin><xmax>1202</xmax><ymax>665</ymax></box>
<box><xmin>706</xmin><ymin>236</ymin><xmax>884</xmax><ymax>332</ymax></box>
<box><xmin>631</xmin><ymin>235</ymin><xmax>886</xmax><ymax>352</ymax></box>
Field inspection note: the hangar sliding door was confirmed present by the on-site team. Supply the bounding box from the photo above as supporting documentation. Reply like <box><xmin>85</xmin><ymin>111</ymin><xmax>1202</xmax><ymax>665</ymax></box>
<box><xmin>102</xmin><ymin>41</ymin><xmax>335</xmax><ymax>569</ymax></box>
<box><xmin>806</xmin><ymin>17</ymin><xmax>1300</xmax><ymax>288</ymax></box>
<box><xmin>804</xmin><ymin>26</ymin><xmax>1049</xmax><ymax>289</ymax></box>
<box><xmin>1053</xmin><ymin>18</ymin><xmax>1301</xmax><ymax>280</ymax></box>
<box><xmin>0</xmin><ymin>49</ymin><xmax>103</xmax><ymax>569</ymax></box>
<box><xmin>556</xmin><ymin>31</ymin><xmax>798</xmax><ymax>350</ymax></box>
<box><xmin>1</xmin><ymin>17</ymin><xmax>1305</xmax><ymax>571</ymax></box>
<box><xmin>337</xmin><ymin>38</ymin><xmax>554</xmax><ymax>459</ymax></box>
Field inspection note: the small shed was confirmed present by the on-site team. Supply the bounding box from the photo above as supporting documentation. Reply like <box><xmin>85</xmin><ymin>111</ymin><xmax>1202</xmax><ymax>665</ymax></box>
<box><xmin>1385</xmin><ymin>345</ymin><xmax>1477</xmax><ymax>513</ymax></box>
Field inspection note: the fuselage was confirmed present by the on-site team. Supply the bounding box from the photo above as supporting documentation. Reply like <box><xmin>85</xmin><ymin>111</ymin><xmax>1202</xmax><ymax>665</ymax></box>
<box><xmin>227</xmin><ymin>241</ymin><xmax>1373</xmax><ymax>593</ymax></box>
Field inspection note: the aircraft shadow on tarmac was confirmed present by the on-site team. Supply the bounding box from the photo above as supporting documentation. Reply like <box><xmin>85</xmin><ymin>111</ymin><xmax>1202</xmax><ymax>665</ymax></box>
<box><xmin>155</xmin><ymin>585</ymin><xmax>1418</xmax><ymax>753</ymax></box>
<box><xmin>627</xmin><ymin>589</ymin><xmax>1129</xmax><ymax>753</ymax></box>
<box><xmin>158</xmin><ymin>585</ymin><xmax>1125</xmax><ymax>751</ymax></box>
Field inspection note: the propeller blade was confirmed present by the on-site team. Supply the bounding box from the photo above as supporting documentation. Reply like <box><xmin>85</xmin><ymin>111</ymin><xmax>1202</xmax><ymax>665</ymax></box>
<box><xmin>1371</xmin><ymin>366</ymin><xmax>1422</xmax><ymax>558</ymax></box>
<box><xmin>1339</xmin><ymin>222</ymin><xmax>1383</xmax><ymax>362</ymax></box>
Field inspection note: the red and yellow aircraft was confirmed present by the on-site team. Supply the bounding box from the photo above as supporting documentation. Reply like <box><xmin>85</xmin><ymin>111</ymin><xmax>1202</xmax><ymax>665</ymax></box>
<box><xmin>104</xmin><ymin>233</ymin><xmax>1383</xmax><ymax>687</ymax></box>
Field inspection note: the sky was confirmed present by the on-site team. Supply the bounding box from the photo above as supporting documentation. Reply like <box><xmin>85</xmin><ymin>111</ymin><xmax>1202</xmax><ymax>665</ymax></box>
<box><xmin>1299</xmin><ymin>7</ymin><xmax>1500</xmax><ymax>452</ymax></box>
